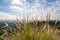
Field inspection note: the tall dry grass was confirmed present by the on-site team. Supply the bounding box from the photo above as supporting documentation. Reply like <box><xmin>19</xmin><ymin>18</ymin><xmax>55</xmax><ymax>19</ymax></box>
<box><xmin>3</xmin><ymin>14</ymin><xmax>60</xmax><ymax>40</ymax></box>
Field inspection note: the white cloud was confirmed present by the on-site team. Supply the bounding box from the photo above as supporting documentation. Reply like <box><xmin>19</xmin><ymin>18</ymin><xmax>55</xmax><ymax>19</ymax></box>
<box><xmin>9</xmin><ymin>6</ymin><xmax>25</xmax><ymax>12</ymax></box>
<box><xmin>0</xmin><ymin>12</ymin><xmax>16</xmax><ymax>20</ymax></box>
<box><xmin>11</xmin><ymin>0</ymin><xmax>20</xmax><ymax>4</ymax></box>
<box><xmin>8</xmin><ymin>0</ymin><xmax>60</xmax><ymax>20</ymax></box>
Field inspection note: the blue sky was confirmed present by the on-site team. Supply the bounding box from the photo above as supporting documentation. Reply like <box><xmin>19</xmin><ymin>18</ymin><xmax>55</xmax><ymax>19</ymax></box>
<box><xmin>0</xmin><ymin>0</ymin><xmax>60</xmax><ymax>20</ymax></box>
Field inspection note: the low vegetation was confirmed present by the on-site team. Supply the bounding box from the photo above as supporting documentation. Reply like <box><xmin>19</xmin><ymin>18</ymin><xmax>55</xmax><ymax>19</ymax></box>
<box><xmin>1</xmin><ymin>14</ymin><xmax>60</xmax><ymax>40</ymax></box>
<box><xmin>5</xmin><ymin>20</ymin><xmax>60</xmax><ymax>40</ymax></box>
<box><xmin>0</xmin><ymin>29</ymin><xmax>4</xmax><ymax>40</ymax></box>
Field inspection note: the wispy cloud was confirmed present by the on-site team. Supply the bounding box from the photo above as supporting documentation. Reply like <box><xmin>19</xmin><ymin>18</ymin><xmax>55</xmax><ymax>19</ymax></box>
<box><xmin>0</xmin><ymin>12</ymin><xmax>16</xmax><ymax>20</ymax></box>
<box><xmin>0</xmin><ymin>0</ymin><xmax>60</xmax><ymax>20</ymax></box>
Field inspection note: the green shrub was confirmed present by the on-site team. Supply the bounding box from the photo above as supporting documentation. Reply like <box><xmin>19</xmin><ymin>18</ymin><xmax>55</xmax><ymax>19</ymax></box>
<box><xmin>0</xmin><ymin>29</ymin><xmax>4</xmax><ymax>40</ymax></box>
<box><xmin>0</xmin><ymin>29</ymin><xmax>4</xmax><ymax>35</ymax></box>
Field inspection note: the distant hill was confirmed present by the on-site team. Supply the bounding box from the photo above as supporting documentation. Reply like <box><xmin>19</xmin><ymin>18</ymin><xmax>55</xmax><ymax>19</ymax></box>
<box><xmin>0</xmin><ymin>20</ymin><xmax>60</xmax><ymax>29</ymax></box>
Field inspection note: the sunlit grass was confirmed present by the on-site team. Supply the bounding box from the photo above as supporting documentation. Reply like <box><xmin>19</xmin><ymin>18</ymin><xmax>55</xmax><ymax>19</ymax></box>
<box><xmin>2</xmin><ymin>14</ymin><xmax>60</xmax><ymax>40</ymax></box>
<box><xmin>8</xmin><ymin>20</ymin><xmax>59</xmax><ymax>40</ymax></box>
